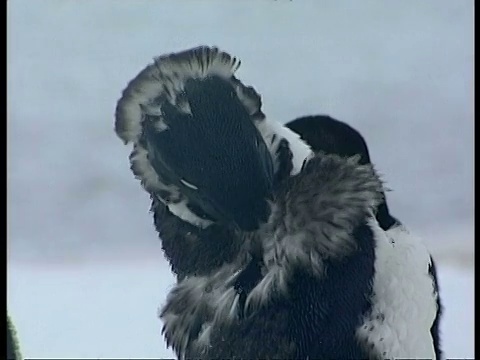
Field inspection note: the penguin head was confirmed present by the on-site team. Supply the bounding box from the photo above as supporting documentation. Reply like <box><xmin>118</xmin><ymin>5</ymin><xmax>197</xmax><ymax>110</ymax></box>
<box><xmin>287</xmin><ymin>115</ymin><xmax>372</xmax><ymax>165</ymax></box>
<box><xmin>115</xmin><ymin>46</ymin><xmax>275</xmax><ymax>231</ymax></box>
<box><xmin>287</xmin><ymin>115</ymin><xmax>398</xmax><ymax>230</ymax></box>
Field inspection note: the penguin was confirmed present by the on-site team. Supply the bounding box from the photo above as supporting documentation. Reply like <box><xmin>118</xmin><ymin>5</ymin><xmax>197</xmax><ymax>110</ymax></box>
<box><xmin>7</xmin><ymin>314</ymin><xmax>22</xmax><ymax>360</ymax></box>
<box><xmin>286</xmin><ymin>115</ymin><xmax>443</xmax><ymax>359</ymax></box>
<box><xmin>152</xmin><ymin>115</ymin><xmax>442</xmax><ymax>359</ymax></box>
<box><xmin>115</xmin><ymin>46</ymin><xmax>439</xmax><ymax>359</ymax></box>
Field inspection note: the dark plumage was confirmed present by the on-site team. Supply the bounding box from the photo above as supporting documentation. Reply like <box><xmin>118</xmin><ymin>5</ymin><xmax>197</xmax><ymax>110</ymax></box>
<box><xmin>160</xmin><ymin>152</ymin><xmax>383</xmax><ymax>359</ymax></box>
<box><xmin>150</xmin><ymin>195</ymin><xmax>242</xmax><ymax>280</ymax></box>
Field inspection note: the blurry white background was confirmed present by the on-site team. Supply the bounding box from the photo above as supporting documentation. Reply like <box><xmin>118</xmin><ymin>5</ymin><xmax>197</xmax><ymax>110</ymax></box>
<box><xmin>7</xmin><ymin>0</ymin><xmax>473</xmax><ymax>358</ymax></box>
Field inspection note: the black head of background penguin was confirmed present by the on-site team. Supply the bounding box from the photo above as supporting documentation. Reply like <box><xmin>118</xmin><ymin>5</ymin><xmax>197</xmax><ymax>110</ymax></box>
<box><xmin>286</xmin><ymin>115</ymin><xmax>398</xmax><ymax>230</ymax></box>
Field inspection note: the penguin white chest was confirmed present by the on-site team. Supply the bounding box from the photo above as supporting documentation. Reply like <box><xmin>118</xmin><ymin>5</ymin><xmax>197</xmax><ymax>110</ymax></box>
<box><xmin>357</xmin><ymin>220</ymin><xmax>438</xmax><ymax>359</ymax></box>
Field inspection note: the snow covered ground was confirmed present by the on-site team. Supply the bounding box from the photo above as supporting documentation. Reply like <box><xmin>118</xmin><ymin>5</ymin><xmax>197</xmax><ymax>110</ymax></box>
<box><xmin>7</xmin><ymin>0</ymin><xmax>473</xmax><ymax>358</ymax></box>
<box><xmin>6</xmin><ymin>261</ymin><xmax>475</xmax><ymax>359</ymax></box>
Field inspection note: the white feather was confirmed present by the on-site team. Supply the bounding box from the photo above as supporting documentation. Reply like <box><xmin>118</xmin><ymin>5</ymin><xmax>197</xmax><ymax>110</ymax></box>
<box><xmin>180</xmin><ymin>179</ymin><xmax>199</xmax><ymax>190</ymax></box>
<box><xmin>167</xmin><ymin>198</ymin><xmax>213</xmax><ymax>229</ymax></box>
<box><xmin>255</xmin><ymin>117</ymin><xmax>313</xmax><ymax>176</ymax></box>
<box><xmin>357</xmin><ymin>219</ymin><xmax>438</xmax><ymax>359</ymax></box>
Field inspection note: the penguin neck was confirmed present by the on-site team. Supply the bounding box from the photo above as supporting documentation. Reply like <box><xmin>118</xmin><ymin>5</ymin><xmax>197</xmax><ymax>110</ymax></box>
<box><xmin>151</xmin><ymin>196</ymin><xmax>243</xmax><ymax>279</ymax></box>
<box><xmin>376</xmin><ymin>201</ymin><xmax>399</xmax><ymax>231</ymax></box>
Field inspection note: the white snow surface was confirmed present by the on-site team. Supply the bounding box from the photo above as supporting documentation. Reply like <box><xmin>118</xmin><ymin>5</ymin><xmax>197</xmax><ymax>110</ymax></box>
<box><xmin>7</xmin><ymin>0</ymin><xmax>473</xmax><ymax>359</ymax></box>
<box><xmin>6</xmin><ymin>262</ymin><xmax>474</xmax><ymax>359</ymax></box>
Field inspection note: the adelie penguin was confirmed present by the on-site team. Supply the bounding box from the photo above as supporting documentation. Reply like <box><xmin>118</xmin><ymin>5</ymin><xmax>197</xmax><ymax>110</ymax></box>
<box><xmin>115</xmin><ymin>46</ymin><xmax>441</xmax><ymax>359</ymax></box>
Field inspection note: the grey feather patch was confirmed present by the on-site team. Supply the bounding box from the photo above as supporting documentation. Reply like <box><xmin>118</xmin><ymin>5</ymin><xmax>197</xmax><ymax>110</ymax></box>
<box><xmin>214</xmin><ymin>287</ymin><xmax>240</xmax><ymax>323</ymax></box>
<box><xmin>129</xmin><ymin>143</ymin><xmax>178</xmax><ymax>195</ymax></box>
<box><xmin>160</xmin><ymin>258</ymin><xmax>250</xmax><ymax>358</ymax></box>
<box><xmin>244</xmin><ymin>152</ymin><xmax>385</xmax><ymax>313</ymax></box>
<box><xmin>140</xmin><ymin>103</ymin><xmax>163</xmax><ymax>117</ymax></box>
<box><xmin>160</xmin><ymin>276</ymin><xmax>215</xmax><ymax>358</ymax></box>
<box><xmin>115</xmin><ymin>46</ymin><xmax>241</xmax><ymax>145</ymax></box>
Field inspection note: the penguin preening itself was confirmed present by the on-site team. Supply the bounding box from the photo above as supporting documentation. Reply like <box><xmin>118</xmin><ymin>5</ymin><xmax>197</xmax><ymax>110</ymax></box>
<box><xmin>115</xmin><ymin>46</ymin><xmax>440</xmax><ymax>359</ymax></box>
<box><xmin>115</xmin><ymin>47</ymin><xmax>309</xmax><ymax>233</ymax></box>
